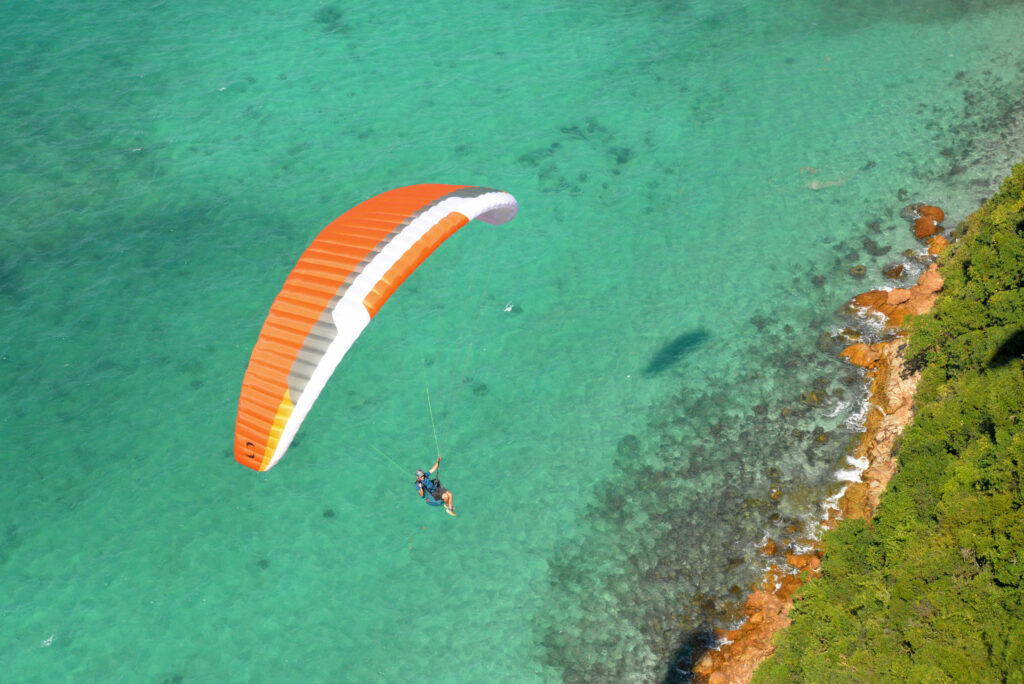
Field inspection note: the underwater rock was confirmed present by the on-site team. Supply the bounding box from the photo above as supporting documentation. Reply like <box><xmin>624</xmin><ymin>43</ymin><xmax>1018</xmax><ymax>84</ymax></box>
<box><xmin>313</xmin><ymin>5</ymin><xmax>346</xmax><ymax>32</ymax></box>
<box><xmin>617</xmin><ymin>434</ymin><xmax>641</xmax><ymax>459</ymax></box>
<box><xmin>811</xmin><ymin>274</ymin><xmax>826</xmax><ymax>287</ymax></box>
<box><xmin>799</xmin><ymin>391</ymin><xmax>820</xmax><ymax>407</ymax></box>
<box><xmin>849</xmin><ymin>264</ymin><xmax>867</xmax><ymax>278</ymax></box>
<box><xmin>750</xmin><ymin>315</ymin><xmax>770</xmax><ymax>331</ymax></box>
<box><xmin>899</xmin><ymin>202</ymin><xmax>922</xmax><ymax>221</ymax></box>
<box><xmin>862</xmin><ymin>238</ymin><xmax>890</xmax><ymax>257</ymax></box>
<box><xmin>840</xmin><ymin>327</ymin><xmax>861</xmax><ymax>341</ymax></box>
<box><xmin>816</xmin><ymin>331</ymin><xmax>836</xmax><ymax>353</ymax></box>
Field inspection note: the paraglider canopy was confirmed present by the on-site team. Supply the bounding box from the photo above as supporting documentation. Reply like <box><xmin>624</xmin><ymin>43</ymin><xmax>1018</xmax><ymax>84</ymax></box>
<box><xmin>234</xmin><ymin>184</ymin><xmax>518</xmax><ymax>471</ymax></box>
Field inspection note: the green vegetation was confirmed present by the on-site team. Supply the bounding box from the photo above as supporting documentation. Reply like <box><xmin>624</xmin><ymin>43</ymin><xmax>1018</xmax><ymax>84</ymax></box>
<box><xmin>753</xmin><ymin>161</ymin><xmax>1024</xmax><ymax>683</ymax></box>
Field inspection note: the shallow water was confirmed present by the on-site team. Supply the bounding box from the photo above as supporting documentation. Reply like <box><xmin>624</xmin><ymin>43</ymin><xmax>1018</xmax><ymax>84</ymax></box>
<box><xmin>2</xmin><ymin>1</ymin><xmax>1023</xmax><ymax>682</ymax></box>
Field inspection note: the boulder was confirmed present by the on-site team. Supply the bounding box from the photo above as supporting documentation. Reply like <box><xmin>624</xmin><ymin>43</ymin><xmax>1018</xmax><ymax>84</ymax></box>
<box><xmin>919</xmin><ymin>204</ymin><xmax>945</xmax><ymax>222</ymax></box>
<box><xmin>746</xmin><ymin>590</ymin><xmax>783</xmax><ymax>615</ymax></box>
<box><xmin>851</xmin><ymin>290</ymin><xmax>888</xmax><ymax>309</ymax></box>
<box><xmin>883</xmin><ymin>263</ymin><xmax>905</xmax><ymax>279</ymax></box>
<box><xmin>840</xmin><ymin>342</ymin><xmax>880</xmax><ymax>368</ymax></box>
<box><xmin>914</xmin><ymin>217</ymin><xmax>939</xmax><ymax>239</ymax></box>
<box><xmin>916</xmin><ymin>264</ymin><xmax>944</xmax><ymax>293</ymax></box>
<box><xmin>927</xmin><ymin>235</ymin><xmax>949</xmax><ymax>255</ymax></box>
<box><xmin>777</xmin><ymin>573</ymin><xmax>805</xmax><ymax>599</ymax></box>
<box><xmin>840</xmin><ymin>327</ymin><xmax>861</xmax><ymax>340</ymax></box>
<box><xmin>885</xmin><ymin>305</ymin><xmax>913</xmax><ymax>327</ymax></box>
<box><xmin>786</xmin><ymin>553</ymin><xmax>821</xmax><ymax>573</ymax></box>
<box><xmin>840</xmin><ymin>481</ymin><xmax>872</xmax><ymax>520</ymax></box>
<box><xmin>904</xmin><ymin>292</ymin><xmax>938</xmax><ymax>316</ymax></box>
<box><xmin>886</xmin><ymin>288</ymin><xmax>912</xmax><ymax>305</ymax></box>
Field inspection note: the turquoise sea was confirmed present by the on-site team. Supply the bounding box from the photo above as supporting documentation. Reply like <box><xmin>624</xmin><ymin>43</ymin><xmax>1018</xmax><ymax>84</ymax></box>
<box><xmin>3</xmin><ymin>1</ymin><xmax>1024</xmax><ymax>682</ymax></box>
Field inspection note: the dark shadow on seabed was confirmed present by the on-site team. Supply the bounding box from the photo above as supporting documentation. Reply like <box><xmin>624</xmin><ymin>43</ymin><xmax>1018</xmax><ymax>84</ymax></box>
<box><xmin>660</xmin><ymin>626</ymin><xmax>716</xmax><ymax>683</ymax></box>
<box><xmin>643</xmin><ymin>330</ymin><xmax>711</xmax><ymax>376</ymax></box>
<box><xmin>989</xmin><ymin>328</ymin><xmax>1024</xmax><ymax>368</ymax></box>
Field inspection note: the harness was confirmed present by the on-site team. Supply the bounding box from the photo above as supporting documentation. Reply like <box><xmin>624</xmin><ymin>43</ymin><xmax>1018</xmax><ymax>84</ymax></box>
<box><xmin>420</xmin><ymin>474</ymin><xmax>444</xmax><ymax>502</ymax></box>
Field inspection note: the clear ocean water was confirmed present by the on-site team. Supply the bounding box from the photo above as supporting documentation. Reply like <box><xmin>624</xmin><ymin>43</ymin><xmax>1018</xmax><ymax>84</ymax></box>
<box><xmin>2</xmin><ymin>1</ymin><xmax>1023</xmax><ymax>682</ymax></box>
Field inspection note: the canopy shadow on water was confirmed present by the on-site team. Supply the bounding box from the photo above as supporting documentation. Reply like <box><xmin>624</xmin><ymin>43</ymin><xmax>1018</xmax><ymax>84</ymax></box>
<box><xmin>643</xmin><ymin>330</ymin><xmax>711</xmax><ymax>376</ymax></box>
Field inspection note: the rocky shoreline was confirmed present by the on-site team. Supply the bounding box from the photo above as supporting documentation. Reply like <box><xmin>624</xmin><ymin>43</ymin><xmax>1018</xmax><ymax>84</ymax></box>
<box><xmin>690</xmin><ymin>208</ymin><xmax>950</xmax><ymax>684</ymax></box>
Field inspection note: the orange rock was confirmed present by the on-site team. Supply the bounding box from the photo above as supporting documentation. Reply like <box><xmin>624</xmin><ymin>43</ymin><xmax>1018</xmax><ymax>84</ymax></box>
<box><xmin>746</xmin><ymin>590</ymin><xmax>783</xmax><ymax>613</ymax></box>
<box><xmin>883</xmin><ymin>263</ymin><xmax>905</xmax><ymax>279</ymax></box>
<box><xmin>927</xmin><ymin>235</ymin><xmax>949</xmax><ymax>255</ymax></box>
<box><xmin>916</xmin><ymin>264</ymin><xmax>944</xmax><ymax>293</ymax></box>
<box><xmin>887</xmin><ymin>305</ymin><xmax>913</xmax><ymax>327</ymax></box>
<box><xmin>714</xmin><ymin>626</ymin><xmax>739</xmax><ymax>641</ymax></box>
<box><xmin>919</xmin><ymin>204</ymin><xmax>945</xmax><ymax>222</ymax></box>
<box><xmin>760</xmin><ymin>538</ymin><xmax>777</xmax><ymax>556</ymax></box>
<box><xmin>840</xmin><ymin>482</ymin><xmax>872</xmax><ymax>520</ymax></box>
<box><xmin>761</xmin><ymin>565</ymin><xmax>788</xmax><ymax>591</ymax></box>
<box><xmin>777</xmin><ymin>573</ymin><xmax>806</xmax><ymax>599</ymax></box>
<box><xmin>839</xmin><ymin>342</ymin><xmax>880</xmax><ymax>367</ymax></box>
<box><xmin>886</xmin><ymin>288</ymin><xmax>912</xmax><ymax>305</ymax></box>
<box><xmin>851</xmin><ymin>290</ymin><xmax>888</xmax><ymax>309</ymax></box>
<box><xmin>786</xmin><ymin>553</ymin><xmax>819</xmax><ymax>572</ymax></box>
<box><xmin>697</xmin><ymin>315</ymin><xmax>929</xmax><ymax>684</ymax></box>
<box><xmin>821</xmin><ymin>506</ymin><xmax>841</xmax><ymax>530</ymax></box>
<box><xmin>914</xmin><ymin>217</ymin><xmax>939</xmax><ymax>239</ymax></box>
<box><xmin>904</xmin><ymin>292</ymin><xmax>937</xmax><ymax>316</ymax></box>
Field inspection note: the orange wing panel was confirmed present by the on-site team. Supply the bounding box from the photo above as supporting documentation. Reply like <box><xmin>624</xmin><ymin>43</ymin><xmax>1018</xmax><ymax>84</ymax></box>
<box><xmin>235</xmin><ymin>185</ymin><xmax>471</xmax><ymax>470</ymax></box>
<box><xmin>362</xmin><ymin>211</ymin><xmax>470</xmax><ymax>318</ymax></box>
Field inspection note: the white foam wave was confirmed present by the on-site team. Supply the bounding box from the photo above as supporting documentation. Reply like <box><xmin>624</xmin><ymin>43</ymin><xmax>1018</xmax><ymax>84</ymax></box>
<box><xmin>826</xmin><ymin>399</ymin><xmax>851</xmax><ymax>418</ymax></box>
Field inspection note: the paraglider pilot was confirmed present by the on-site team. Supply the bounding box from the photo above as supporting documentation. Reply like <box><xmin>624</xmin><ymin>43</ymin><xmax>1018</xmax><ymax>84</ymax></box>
<box><xmin>416</xmin><ymin>456</ymin><xmax>455</xmax><ymax>516</ymax></box>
